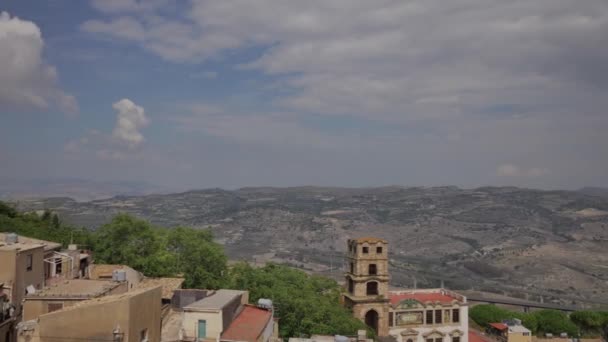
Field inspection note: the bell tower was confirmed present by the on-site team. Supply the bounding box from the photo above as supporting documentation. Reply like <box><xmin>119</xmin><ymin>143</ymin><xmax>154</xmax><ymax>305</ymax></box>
<box><xmin>342</xmin><ymin>237</ymin><xmax>390</xmax><ymax>336</ymax></box>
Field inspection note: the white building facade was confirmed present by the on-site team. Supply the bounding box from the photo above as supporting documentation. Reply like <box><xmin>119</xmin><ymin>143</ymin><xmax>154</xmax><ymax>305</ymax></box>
<box><xmin>388</xmin><ymin>289</ymin><xmax>468</xmax><ymax>342</ymax></box>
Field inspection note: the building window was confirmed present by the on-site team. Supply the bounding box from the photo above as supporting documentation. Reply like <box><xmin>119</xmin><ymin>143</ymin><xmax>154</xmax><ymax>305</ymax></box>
<box><xmin>47</xmin><ymin>303</ymin><xmax>63</xmax><ymax>313</ymax></box>
<box><xmin>523</xmin><ymin>333</ymin><xmax>530</xmax><ymax>336</ymax></box>
<box><xmin>427</xmin><ymin>339</ymin><xmax>434</xmax><ymax>342</ymax></box>
<box><xmin>140</xmin><ymin>328</ymin><xmax>148</xmax><ymax>341</ymax></box>
<box><xmin>426</xmin><ymin>310</ymin><xmax>434</xmax><ymax>324</ymax></box>
<box><xmin>26</xmin><ymin>254</ymin><xmax>33</xmax><ymax>271</ymax></box>
<box><xmin>453</xmin><ymin>337</ymin><xmax>460</xmax><ymax>342</ymax></box>
<box><xmin>369</xmin><ymin>264</ymin><xmax>377</xmax><ymax>275</ymax></box>
<box><xmin>350</xmin><ymin>262</ymin><xmax>354</xmax><ymax>273</ymax></box>
<box><xmin>435</xmin><ymin>310</ymin><xmax>442</xmax><ymax>324</ymax></box>
<box><xmin>452</xmin><ymin>308</ymin><xmax>459</xmax><ymax>323</ymax></box>
<box><xmin>363</xmin><ymin>247</ymin><xmax>369</xmax><ymax>254</ymax></box>
<box><xmin>389</xmin><ymin>312</ymin><xmax>394</xmax><ymax>327</ymax></box>
<box><xmin>366</xmin><ymin>281</ymin><xmax>378</xmax><ymax>295</ymax></box>
<box><xmin>348</xmin><ymin>278</ymin><xmax>354</xmax><ymax>293</ymax></box>
<box><xmin>377</xmin><ymin>246</ymin><xmax>383</xmax><ymax>254</ymax></box>
<box><xmin>407</xmin><ymin>340</ymin><xmax>413</xmax><ymax>342</ymax></box>
<box><xmin>435</xmin><ymin>338</ymin><xmax>443</xmax><ymax>342</ymax></box>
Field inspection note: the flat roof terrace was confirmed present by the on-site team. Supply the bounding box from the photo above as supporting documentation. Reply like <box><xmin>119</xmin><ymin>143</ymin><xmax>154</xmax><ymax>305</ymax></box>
<box><xmin>26</xmin><ymin>279</ymin><xmax>122</xmax><ymax>299</ymax></box>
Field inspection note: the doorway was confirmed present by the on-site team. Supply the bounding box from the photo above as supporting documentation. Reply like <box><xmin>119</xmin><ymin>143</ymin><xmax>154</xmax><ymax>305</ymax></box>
<box><xmin>365</xmin><ymin>309</ymin><xmax>379</xmax><ymax>333</ymax></box>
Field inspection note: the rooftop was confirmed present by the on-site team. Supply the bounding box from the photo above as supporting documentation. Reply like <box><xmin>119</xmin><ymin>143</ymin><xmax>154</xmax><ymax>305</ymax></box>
<box><xmin>26</xmin><ymin>279</ymin><xmax>121</xmax><ymax>298</ymax></box>
<box><xmin>43</xmin><ymin>285</ymin><xmax>161</xmax><ymax>315</ymax></box>
<box><xmin>221</xmin><ymin>305</ymin><xmax>272</xmax><ymax>342</ymax></box>
<box><xmin>469</xmin><ymin>331</ymin><xmax>491</xmax><ymax>342</ymax></box>
<box><xmin>89</xmin><ymin>264</ymin><xmax>130</xmax><ymax>279</ymax></box>
<box><xmin>0</xmin><ymin>233</ymin><xmax>61</xmax><ymax>252</ymax></box>
<box><xmin>489</xmin><ymin>323</ymin><xmax>508</xmax><ymax>331</ymax></box>
<box><xmin>136</xmin><ymin>277</ymin><xmax>184</xmax><ymax>300</ymax></box>
<box><xmin>389</xmin><ymin>289</ymin><xmax>465</xmax><ymax>306</ymax></box>
<box><xmin>185</xmin><ymin>289</ymin><xmax>246</xmax><ymax>311</ymax></box>
<box><xmin>352</xmin><ymin>237</ymin><xmax>387</xmax><ymax>244</ymax></box>
<box><xmin>508</xmin><ymin>325</ymin><xmax>531</xmax><ymax>334</ymax></box>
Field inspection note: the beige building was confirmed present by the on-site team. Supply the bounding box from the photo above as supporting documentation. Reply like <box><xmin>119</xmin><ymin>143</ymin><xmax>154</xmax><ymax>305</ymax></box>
<box><xmin>90</xmin><ymin>264</ymin><xmax>144</xmax><ymax>290</ymax></box>
<box><xmin>162</xmin><ymin>289</ymin><xmax>278</xmax><ymax>342</ymax></box>
<box><xmin>17</xmin><ymin>285</ymin><xmax>162</xmax><ymax>342</ymax></box>
<box><xmin>489</xmin><ymin>320</ymin><xmax>531</xmax><ymax>342</ymax></box>
<box><xmin>342</xmin><ymin>237</ymin><xmax>469</xmax><ymax>342</ymax></box>
<box><xmin>342</xmin><ymin>237</ymin><xmax>391</xmax><ymax>336</ymax></box>
<box><xmin>387</xmin><ymin>289</ymin><xmax>468</xmax><ymax>342</ymax></box>
<box><xmin>23</xmin><ymin>278</ymin><xmax>128</xmax><ymax>320</ymax></box>
<box><xmin>2</xmin><ymin>282</ymin><xmax>16</xmax><ymax>342</ymax></box>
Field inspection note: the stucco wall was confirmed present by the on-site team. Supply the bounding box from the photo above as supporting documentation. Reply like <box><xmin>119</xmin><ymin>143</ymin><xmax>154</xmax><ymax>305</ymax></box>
<box><xmin>23</xmin><ymin>282</ymin><xmax>128</xmax><ymax>321</ymax></box>
<box><xmin>509</xmin><ymin>332</ymin><xmax>531</xmax><ymax>342</ymax></box>
<box><xmin>32</xmin><ymin>286</ymin><xmax>161</xmax><ymax>342</ymax></box>
<box><xmin>0</xmin><ymin>250</ymin><xmax>17</xmax><ymax>301</ymax></box>
<box><xmin>182</xmin><ymin>310</ymin><xmax>223</xmax><ymax>340</ymax></box>
<box><xmin>126</xmin><ymin>286</ymin><xmax>161</xmax><ymax>342</ymax></box>
<box><xmin>23</xmin><ymin>299</ymin><xmax>82</xmax><ymax>321</ymax></box>
<box><xmin>1</xmin><ymin>246</ymin><xmax>45</xmax><ymax>315</ymax></box>
<box><xmin>389</xmin><ymin>306</ymin><xmax>469</xmax><ymax>342</ymax></box>
<box><xmin>352</xmin><ymin>302</ymin><xmax>390</xmax><ymax>337</ymax></box>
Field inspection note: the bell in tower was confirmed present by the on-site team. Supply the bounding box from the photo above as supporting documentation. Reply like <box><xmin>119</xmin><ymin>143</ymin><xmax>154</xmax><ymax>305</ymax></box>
<box><xmin>342</xmin><ymin>237</ymin><xmax>390</xmax><ymax>336</ymax></box>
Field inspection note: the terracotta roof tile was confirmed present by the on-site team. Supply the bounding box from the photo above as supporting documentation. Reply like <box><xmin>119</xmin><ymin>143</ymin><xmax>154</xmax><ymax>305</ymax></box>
<box><xmin>489</xmin><ymin>323</ymin><xmax>508</xmax><ymax>331</ymax></box>
<box><xmin>221</xmin><ymin>305</ymin><xmax>272</xmax><ymax>342</ymax></box>
<box><xmin>469</xmin><ymin>331</ymin><xmax>491</xmax><ymax>342</ymax></box>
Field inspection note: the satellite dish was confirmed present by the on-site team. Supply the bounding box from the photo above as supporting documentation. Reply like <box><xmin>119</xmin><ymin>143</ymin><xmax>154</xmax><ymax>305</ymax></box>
<box><xmin>26</xmin><ymin>285</ymin><xmax>36</xmax><ymax>294</ymax></box>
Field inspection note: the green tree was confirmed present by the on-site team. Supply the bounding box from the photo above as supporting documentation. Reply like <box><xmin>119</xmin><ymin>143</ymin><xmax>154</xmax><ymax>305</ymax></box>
<box><xmin>225</xmin><ymin>262</ymin><xmax>369</xmax><ymax>338</ymax></box>
<box><xmin>469</xmin><ymin>305</ymin><xmax>537</xmax><ymax>333</ymax></box>
<box><xmin>0</xmin><ymin>201</ymin><xmax>17</xmax><ymax>218</ymax></box>
<box><xmin>570</xmin><ymin>311</ymin><xmax>608</xmax><ymax>337</ymax></box>
<box><xmin>532</xmin><ymin>310</ymin><xmax>578</xmax><ymax>336</ymax></box>
<box><xmin>93</xmin><ymin>214</ymin><xmax>175</xmax><ymax>277</ymax></box>
<box><xmin>167</xmin><ymin>226</ymin><xmax>227</xmax><ymax>289</ymax></box>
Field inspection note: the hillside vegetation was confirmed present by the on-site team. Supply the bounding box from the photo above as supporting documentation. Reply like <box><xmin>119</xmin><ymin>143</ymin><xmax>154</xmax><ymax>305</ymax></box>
<box><xmin>0</xmin><ymin>201</ymin><xmax>367</xmax><ymax>337</ymax></box>
<box><xmin>470</xmin><ymin>305</ymin><xmax>608</xmax><ymax>338</ymax></box>
<box><xmin>15</xmin><ymin>186</ymin><xmax>608</xmax><ymax>306</ymax></box>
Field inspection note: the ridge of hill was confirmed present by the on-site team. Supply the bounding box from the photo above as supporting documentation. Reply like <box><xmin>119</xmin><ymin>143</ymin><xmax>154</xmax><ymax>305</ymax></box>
<box><xmin>14</xmin><ymin>186</ymin><xmax>608</xmax><ymax>307</ymax></box>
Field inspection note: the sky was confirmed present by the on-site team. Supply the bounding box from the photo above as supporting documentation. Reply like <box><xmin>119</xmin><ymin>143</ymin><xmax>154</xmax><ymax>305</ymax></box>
<box><xmin>1</xmin><ymin>0</ymin><xmax>607</xmax><ymax>191</ymax></box>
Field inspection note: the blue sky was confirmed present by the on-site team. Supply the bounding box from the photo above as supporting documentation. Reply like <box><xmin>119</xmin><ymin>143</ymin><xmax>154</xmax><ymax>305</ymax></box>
<box><xmin>1</xmin><ymin>0</ymin><xmax>607</xmax><ymax>190</ymax></box>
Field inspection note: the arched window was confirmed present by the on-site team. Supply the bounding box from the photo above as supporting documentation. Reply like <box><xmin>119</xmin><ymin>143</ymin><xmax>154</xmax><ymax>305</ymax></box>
<box><xmin>348</xmin><ymin>278</ymin><xmax>354</xmax><ymax>293</ymax></box>
<box><xmin>368</xmin><ymin>264</ymin><xmax>377</xmax><ymax>275</ymax></box>
<box><xmin>366</xmin><ymin>281</ymin><xmax>378</xmax><ymax>295</ymax></box>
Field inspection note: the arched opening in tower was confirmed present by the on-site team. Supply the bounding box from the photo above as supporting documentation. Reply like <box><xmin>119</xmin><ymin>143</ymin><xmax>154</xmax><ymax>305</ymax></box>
<box><xmin>364</xmin><ymin>309</ymin><xmax>379</xmax><ymax>333</ymax></box>
<box><xmin>366</xmin><ymin>281</ymin><xmax>378</xmax><ymax>295</ymax></box>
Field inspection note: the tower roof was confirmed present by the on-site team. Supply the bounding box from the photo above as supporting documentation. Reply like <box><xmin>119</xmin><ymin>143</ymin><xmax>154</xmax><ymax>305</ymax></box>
<box><xmin>352</xmin><ymin>237</ymin><xmax>387</xmax><ymax>244</ymax></box>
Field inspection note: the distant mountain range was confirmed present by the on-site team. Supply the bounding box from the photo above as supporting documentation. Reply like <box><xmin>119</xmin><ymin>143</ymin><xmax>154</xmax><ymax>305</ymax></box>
<box><xmin>0</xmin><ymin>178</ymin><xmax>173</xmax><ymax>202</ymax></box>
<box><xmin>12</xmin><ymin>185</ymin><xmax>608</xmax><ymax>309</ymax></box>
<box><xmin>578</xmin><ymin>187</ymin><xmax>608</xmax><ymax>198</ymax></box>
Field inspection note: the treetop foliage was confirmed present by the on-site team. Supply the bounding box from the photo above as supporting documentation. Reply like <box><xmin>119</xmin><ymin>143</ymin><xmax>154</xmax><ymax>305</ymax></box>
<box><xmin>470</xmin><ymin>305</ymin><xmax>608</xmax><ymax>338</ymax></box>
<box><xmin>0</xmin><ymin>201</ymin><xmax>367</xmax><ymax>338</ymax></box>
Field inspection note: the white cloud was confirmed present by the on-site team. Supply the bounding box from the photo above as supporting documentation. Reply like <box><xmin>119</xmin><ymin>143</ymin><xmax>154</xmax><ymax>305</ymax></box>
<box><xmin>81</xmin><ymin>0</ymin><xmax>608</xmax><ymax>122</ymax></box>
<box><xmin>497</xmin><ymin>164</ymin><xmax>549</xmax><ymax>178</ymax></box>
<box><xmin>497</xmin><ymin>164</ymin><xmax>521</xmax><ymax>177</ymax></box>
<box><xmin>112</xmin><ymin>98</ymin><xmax>149</xmax><ymax>148</ymax></box>
<box><xmin>171</xmin><ymin>103</ymin><xmax>342</xmax><ymax>149</ymax></box>
<box><xmin>65</xmin><ymin>99</ymin><xmax>148</xmax><ymax>160</ymax></box>
<box><xmin>0</xmin><ymin>12</ymin><xmax>78</xmax><ymax>114</ymax></box>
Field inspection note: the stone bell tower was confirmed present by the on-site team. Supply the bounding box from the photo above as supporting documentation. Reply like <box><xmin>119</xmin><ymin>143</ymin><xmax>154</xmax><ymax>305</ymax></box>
<box><xmin>342</xmin><ymin>237</ymin><xmax>390</xmax><ymax>336</ymax></box>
